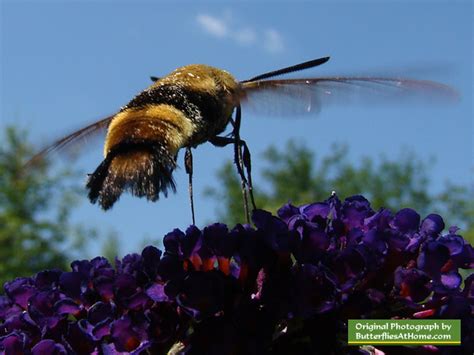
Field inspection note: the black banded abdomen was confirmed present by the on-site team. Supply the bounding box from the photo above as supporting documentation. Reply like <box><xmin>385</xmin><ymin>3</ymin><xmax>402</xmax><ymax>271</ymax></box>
<box><xmin>122</xmin><ymin>83</ymin><xmax>233</xmax><ymax>146</ymax></box>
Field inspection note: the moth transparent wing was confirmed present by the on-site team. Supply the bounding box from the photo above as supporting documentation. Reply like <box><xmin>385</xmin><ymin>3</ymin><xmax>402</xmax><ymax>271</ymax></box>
<box><xmin>239</xmin><ymin>77</ymin><xmax>459</xmax><ymax>116</ymax></box>
<box><xmin>26</xmin><ymin>115</ymin><xmax>114</xmax><ymax>167</ymax></box>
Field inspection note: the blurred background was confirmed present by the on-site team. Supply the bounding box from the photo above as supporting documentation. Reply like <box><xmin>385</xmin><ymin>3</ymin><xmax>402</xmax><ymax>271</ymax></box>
<box><xmin>1</xmin><ymin>0</ymin><xmax>472</xmax><ymax>284</ymax></box>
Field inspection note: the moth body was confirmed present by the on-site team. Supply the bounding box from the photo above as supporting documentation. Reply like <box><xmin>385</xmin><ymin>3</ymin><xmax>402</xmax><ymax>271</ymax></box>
<box><xmin>88</xmin><ymin>64</ymin><xmax>239</xmax><ymax>209</ymax></box>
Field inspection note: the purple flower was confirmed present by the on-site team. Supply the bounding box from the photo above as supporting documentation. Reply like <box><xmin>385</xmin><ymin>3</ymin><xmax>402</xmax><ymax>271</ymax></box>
<box><xmin>394</xmin><ymin>267</ymin><xmax>432</xmax><ymax>302</ymax></box>
<box><xmin>391</xmin><ymin>208</ymin><xmax>421</xmax><ymax>233</ymax></box>
<box><xmin>0</xmin><ymin>194</ymin><xmax>472</xmax><ymax>354</ymax></box>
<box><xmin>4</xmin><ymin>278</ymin><xmax>37</xmax><ymax>309</ymax></box>
<box><xmin>291</xmin><ymin>264</ymin><xmax>339</xmax><ymax>316</ymax></box>
<box><xmin>32</xmin><ymin>339</ymin><xmax>67</xmax><ymax>355</ymax></box>
<box><xmin>420</xmin><ymin>214</ymin><xmax>445</xmax><ymax>237</ymax></box>
<box><xmin>341</xmin><ymin>195</ymin><xmax>374</xmax><ymax>230</ymax></box>
<box><xmin>0</xmin><ymin>332</ymin><xmax>28</xmax><ymax>354</ymax></box>
<box><xmin>110</xmin><ymin>316</ymin><xmax>144</xmax><ymax>352</ymax></box>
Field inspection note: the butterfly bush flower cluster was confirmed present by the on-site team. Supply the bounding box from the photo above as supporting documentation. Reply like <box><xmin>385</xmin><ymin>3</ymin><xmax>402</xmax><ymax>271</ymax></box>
<box><xmin>1</xmin><ymin>195</ymin><xmax>473</xmax><ymax>354</ymax></box>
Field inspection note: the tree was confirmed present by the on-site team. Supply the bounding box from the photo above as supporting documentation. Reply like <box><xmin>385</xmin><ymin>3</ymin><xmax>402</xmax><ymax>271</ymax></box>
<box><xmin>0</xmin><ymin>126</ymin><xmax>95</xmax><ymax>286</ymax></box>
<box><xmin>205</xmin><ymin>140</ymin><xmax>474</xmax><ymax>243</ymax></box>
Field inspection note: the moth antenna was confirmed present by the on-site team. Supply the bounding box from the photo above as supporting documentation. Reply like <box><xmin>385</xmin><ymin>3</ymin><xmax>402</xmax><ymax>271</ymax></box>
<box><xmin>242</xmin><ymin>56</ymin><xmax>330</xmax><ymax>83</ymax></box>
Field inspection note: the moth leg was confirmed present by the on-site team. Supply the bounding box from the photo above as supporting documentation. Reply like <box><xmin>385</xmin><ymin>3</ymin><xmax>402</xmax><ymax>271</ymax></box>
<box><xmin>184</xmin><ymin>147</ymin><xmax>196</xmax><ymax>225</ymax></box>
<box><xmin>241</xmin><ymin>142</ymin><xmax>256</xmax><ymax>211</ymax></box>
<box><xmin>210</xmin><ymin>106</ymin><xmax>257</xmax><ymax>223</ymax></box>
<box><xmin>231</xmin><ymin>105</ymin><xmax>256</xmax><ymax>213</ymax></box>
<box><xmin>209</xmin><ymin>136</ymin><xmax>257</xmax><ymax>214</ymax></box>
<box><xmin>210</xmin><ymin>135</ymin><xmax>249</xmax><ymax>223</ymax></box>
<box><xmin>209</xmin><ymin>136</ymin><xmax>247</xmax><ymax>185</ymax></box>
<box><xmin>210</xmin><ymin>136</ymin><xmax>257</xmax><ymax>214</ymax></box>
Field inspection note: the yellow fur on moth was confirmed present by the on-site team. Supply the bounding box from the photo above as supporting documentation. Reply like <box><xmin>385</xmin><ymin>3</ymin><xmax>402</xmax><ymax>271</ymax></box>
<box><xmin>104</xmin><ymin>104</ymin><xmax>194</xmax><ymax>158</ymax></box>
<box><xmin>157</xmin><ymin>64</ymin><xmax>239</xmax><ymax>97</ymax></box>
<box><xmin>105</xmin><ymin>64</ymin><xmax>240</xmax><ymax>155</ymax></box>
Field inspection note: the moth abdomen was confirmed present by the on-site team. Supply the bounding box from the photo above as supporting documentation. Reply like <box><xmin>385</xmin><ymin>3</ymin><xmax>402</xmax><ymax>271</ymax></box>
<box><xmin>87</xmin><ymin>104</ymin><xmax>193</xmax><ymax>209</ymax></box>
<box><xmin>87</xmin><ymin>138</ymin><xmax>177</xmax><ymax>210</ymax></box>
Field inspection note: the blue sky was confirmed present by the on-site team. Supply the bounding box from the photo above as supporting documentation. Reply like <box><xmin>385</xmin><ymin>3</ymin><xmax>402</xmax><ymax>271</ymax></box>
<box><xmin>1</xmin><ymin>1</ymin><xmax>472</xmax><ymax>257</ymax></box>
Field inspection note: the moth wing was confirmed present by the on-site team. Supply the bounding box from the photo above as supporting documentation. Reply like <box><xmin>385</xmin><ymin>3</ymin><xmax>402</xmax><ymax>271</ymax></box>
<box><xmin>240</xmin><ymin>77</ymin><xmax>458</xmax><ymax>116</ymax></box>
<box><xmin>26</xmin><ymin>115</ymin><xmax>114</xmax><ymax>167</ymax></box>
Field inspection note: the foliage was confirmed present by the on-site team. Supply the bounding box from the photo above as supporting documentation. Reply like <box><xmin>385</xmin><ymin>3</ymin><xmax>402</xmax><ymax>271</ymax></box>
<box><xmin>0</xmin><ymin>126</ymin><xmax>93</xmax><ymax>287</ymax></box>
<box><xmin>100</xmin><ymin>232</ymin><xmax>121</xmax><ymax>264</ymax></box>
<box><xmin>0</xmin><ymin>195</ymin><xmax>472</xmax><ymax>354</ymax></box>
<box><xmin>205</xmin><ymin>140</ymin><xmax>474</xmax><ymax>243</ymax></box>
